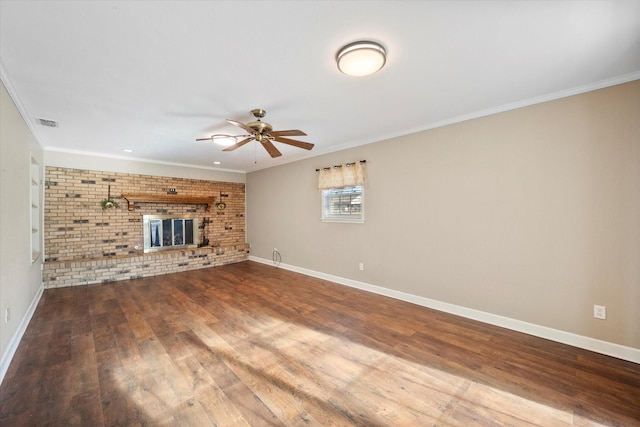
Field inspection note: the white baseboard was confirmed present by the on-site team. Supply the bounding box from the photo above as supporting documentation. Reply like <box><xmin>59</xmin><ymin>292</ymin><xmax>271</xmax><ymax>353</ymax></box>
<box><xmin>0</xmin><ymin>284</ymin><xmax>44</xmax><ymax>385</ymax></box>
<box><xmin>248</xmin><ymin>256</ymin><xmax>640</xmax><ymax>364</ymax></box>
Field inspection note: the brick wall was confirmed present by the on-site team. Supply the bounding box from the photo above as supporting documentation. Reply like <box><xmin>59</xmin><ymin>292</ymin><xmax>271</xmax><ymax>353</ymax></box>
<box><xmin>43</xmin><ymin>167</ymin><xmax>249</xmax><ymax>288</ymax></box>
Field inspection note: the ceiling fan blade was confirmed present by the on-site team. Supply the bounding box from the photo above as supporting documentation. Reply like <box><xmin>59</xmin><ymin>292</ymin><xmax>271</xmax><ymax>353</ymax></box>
<box><xmin>226</xmin><ymin>119</ymin><xmax>256</xmax><ymax>134</ymax></box>
<box><xmin>269</xmin><ymin>129</ymin><xmax>307</xmax><ymax>137</ymax></box>
<box><xmin>261</xmin><ymin>140</ymin><xmax>283</xmax><ymax>158</ymax></box>
<box><xmin>222</xmin><ymin>137</ymin><xmax>254</xmax><ymax>152</ymax></box>
<box><xmin>272</xmin><ymin>136</ymin><xmax>315</xmax><ymax>150</ymax></box>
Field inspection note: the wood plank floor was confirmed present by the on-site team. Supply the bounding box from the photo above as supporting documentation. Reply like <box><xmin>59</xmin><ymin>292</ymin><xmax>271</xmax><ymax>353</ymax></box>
<box><xmin>1</xmin><ymin>261</ymin><xmax>639</xmax><ymax>426</ymax></box>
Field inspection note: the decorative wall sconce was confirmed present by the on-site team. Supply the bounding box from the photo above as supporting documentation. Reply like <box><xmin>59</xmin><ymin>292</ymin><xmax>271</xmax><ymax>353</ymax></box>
<box><xmin>216</xmin><ymin>191</ymin><xmax>226</xmax><ymax>210</ymax></box>
<box><xmin>101</xmin><ymin>185</ymin><xmax>120</xmax><ymax>210</ymax></box>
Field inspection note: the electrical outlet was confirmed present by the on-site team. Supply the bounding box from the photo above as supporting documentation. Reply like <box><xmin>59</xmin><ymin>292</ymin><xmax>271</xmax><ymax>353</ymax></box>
<box><xmin>594</xmin><ymin>305</ymin><xmax>606</xmax><ymax>320</ymax></box>
<box><xmin>273</xmin><ymin>247</ymin><xmax>278</xmax><ymax>252</ymax></box>
<box><xmin>4</xmin><ymin>308</ymin><xmax>9</xmax><ymax>324</ymax></box>
<box><xmin>359</xmin><ymin>262</ymin><xmax>364</xmax><ymax>271</ymax></box>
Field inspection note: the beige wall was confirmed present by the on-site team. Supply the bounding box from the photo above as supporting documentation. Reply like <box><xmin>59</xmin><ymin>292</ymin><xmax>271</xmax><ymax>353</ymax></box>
<box><xmin>247</xmin><ymin>81</ymin><xmax>640</xmax><ymax>349</ymax></box>
<box><xmin>0</xmin><ymin>79</ymin><xmax>44</xmax><ymax>373</ymax></box>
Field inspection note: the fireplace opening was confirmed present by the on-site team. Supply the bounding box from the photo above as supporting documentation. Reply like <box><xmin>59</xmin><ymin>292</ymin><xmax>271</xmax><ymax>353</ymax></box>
<box><xmin>143</xmin><ymin>215</ymin><xmax>199</xmax><ymax>253</ymax></box>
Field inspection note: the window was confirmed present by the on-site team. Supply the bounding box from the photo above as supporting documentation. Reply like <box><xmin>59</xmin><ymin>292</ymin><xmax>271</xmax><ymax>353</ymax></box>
<box><xmin>317</xmin><ymin>161</ymin><xmax>367</xmax><ymax>223</ymax></box>
<box><xmin>322</xmin><ymin>186</ymin><xmax>364</xmax><ymax>223</ymax></box>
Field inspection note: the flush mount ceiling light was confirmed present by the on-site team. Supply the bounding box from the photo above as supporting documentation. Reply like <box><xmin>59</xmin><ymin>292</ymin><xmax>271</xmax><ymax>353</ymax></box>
<box><xmin>336</xmin><ymin>40</ymin><xmax>386</xmax><ymax>76</ymax></box>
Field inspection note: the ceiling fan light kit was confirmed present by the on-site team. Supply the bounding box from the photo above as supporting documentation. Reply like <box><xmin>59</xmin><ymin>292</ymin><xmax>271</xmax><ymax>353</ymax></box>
<box><xmin>196</xmin><ymin>134</ymin><xmax>237</xmax><ymax>146</ymax></box>
<box><xmin>336</xmin><ymin>40</ymin><xmax>386</xmax><ymax>76</ymax></box>
<box><xmin>211</xmin><ymin>134</ymin><xmax>238</xmax><ymax>146</ymax></box>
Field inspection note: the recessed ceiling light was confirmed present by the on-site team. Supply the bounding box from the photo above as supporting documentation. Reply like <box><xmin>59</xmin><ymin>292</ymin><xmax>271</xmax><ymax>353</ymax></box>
<box><xmin>213</xmin><ymin>161</ymin><xmax>221</xmax><ymax>165</ymax></box>
<box><xmin>122</xmin><ymin>149</ymin><xmax>134</xmax><ymax>153</ymax></box>
<box><xmin>336</xmin><ymin>40</ymin><xmax>386</xmax><ymax>76</ymax></box>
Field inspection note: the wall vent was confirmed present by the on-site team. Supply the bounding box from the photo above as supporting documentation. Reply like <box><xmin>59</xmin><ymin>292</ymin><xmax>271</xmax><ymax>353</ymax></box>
<box><xmin>37</xmin><ymin>118</ymin><xmax>59</xmax><ymax>128</ymax></box>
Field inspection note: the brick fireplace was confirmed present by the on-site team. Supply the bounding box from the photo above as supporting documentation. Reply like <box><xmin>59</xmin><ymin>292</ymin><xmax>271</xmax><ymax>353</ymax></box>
<box><xmin>43</xmin><ymin>167</ymin><xmax>249</xmax><ymax>288</ymax></box>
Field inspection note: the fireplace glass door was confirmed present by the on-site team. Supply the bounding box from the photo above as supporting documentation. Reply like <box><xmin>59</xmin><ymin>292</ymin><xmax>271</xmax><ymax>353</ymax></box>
<box><xmin>144</xmin><ymin>215</ymin><xmax>199</xmax><ymax>253</ymax></box>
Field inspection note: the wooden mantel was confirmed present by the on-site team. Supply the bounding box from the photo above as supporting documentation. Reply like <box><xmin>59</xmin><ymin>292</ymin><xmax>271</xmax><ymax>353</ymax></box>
<box><xmin>121</xmin><ymin>193</ymin><xmax>216</xmax><ymax>212</ymax></box>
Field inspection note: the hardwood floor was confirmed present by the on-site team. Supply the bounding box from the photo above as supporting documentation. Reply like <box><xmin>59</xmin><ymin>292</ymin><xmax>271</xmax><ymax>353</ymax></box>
<box><xmin>1</xmin><ymin>261</ymin><xmax>639</xmax><ymax>426</ymax></box>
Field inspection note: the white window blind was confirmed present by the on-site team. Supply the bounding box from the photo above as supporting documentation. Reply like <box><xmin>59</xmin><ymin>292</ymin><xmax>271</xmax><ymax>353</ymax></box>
<box><xmin>322</xmin><ymin>186</ymin><xmax>364</xmax><ymax>223</ymax></box>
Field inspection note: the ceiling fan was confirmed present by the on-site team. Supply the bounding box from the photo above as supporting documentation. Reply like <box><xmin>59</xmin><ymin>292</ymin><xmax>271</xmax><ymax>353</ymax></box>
<box><xmin>197</xmin><ymin>109</ymin><xmax>314</xmax><ymax>158</ymax></box>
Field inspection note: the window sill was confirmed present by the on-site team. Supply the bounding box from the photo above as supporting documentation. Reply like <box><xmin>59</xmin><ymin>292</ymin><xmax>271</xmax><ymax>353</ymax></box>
<box><xmin>321</xmin><ymin>218</ymin><xmax>364</xmax><ymax>224</ymax></box>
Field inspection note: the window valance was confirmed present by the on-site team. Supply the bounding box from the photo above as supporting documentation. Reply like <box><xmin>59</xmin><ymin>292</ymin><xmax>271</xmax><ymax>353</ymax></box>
<box><xmin>316</xmin><ymin>160</ymin><xmax>367</xmax><ymax>190</ymax></box>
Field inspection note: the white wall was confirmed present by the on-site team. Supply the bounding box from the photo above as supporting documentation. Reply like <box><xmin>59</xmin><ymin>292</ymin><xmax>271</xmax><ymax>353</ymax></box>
<box><xmin>45</xmin><ymin>150</ymin><xmax>246</xmax><ymax>183</ymax></box>
<box><xmin>247</xmin><ymin>81</ymin><xmax>640</xmax><ymax>357</ymax></box>
<box><xmin>0</xmin><ymin>79</ymin><xmax>44</xmax><ymax>383</ymax></box>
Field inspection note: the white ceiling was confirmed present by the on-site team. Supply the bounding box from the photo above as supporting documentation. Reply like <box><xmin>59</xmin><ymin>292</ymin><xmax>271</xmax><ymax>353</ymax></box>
<box><xmin>1</xmin><ymin>1</ymin><xmax>639</xmax><ymax>173</ymax></box>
